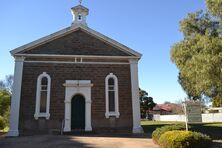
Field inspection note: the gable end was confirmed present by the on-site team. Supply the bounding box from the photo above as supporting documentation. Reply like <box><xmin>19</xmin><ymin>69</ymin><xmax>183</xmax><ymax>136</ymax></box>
<box><xmin>19</xmin><ymin>29</ymin><xmax>131</xmax><ymax>56</ymax></box>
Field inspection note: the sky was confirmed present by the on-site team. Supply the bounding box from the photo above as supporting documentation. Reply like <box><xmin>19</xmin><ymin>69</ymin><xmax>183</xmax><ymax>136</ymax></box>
<box><xmin>0</xmin><ymin>0</ymin><xmax>206</xmax><ymax>104</ymax></box>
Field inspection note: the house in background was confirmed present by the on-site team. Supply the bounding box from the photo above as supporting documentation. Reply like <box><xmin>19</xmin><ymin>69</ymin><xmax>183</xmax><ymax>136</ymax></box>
<box><xmin>206</xmin><ymin>107</ymin><xmax>222</xmax><ymax>113</ymax></box>
<box><xmin>151</xmin><ymin>104</ymin><xmax>183</xmax><ymax>115</ymax></box>
<box><xmin>8</xmin><ymin>3</ymin><xmax>143</xmax><ymax>136</ymax></box>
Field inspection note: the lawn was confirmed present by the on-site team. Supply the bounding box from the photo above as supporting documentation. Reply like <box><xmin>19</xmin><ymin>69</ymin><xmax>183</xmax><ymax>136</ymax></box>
<box><xmin>141</xmin><ymin>120</ymin><xmax>222</xmax><ymax>140</ymax></box>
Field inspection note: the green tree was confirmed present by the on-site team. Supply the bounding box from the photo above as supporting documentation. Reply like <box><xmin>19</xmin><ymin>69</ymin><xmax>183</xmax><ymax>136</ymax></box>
<box><xmin>164</xmin><ymin>101</ymin><xmax>171</xmax><ymax>104</ymax></box>
<box><xmin>139</xmin><ymin>88</ymin><xmax>156</xmax><ymax>119</ymax></box>
<box><xmin>170</xmin><ymin>0</ymin><xmax>222</xmax><ymax>107</ymax></box>
<box><xmin>0</xmin><ymin>90</ymin><xmax>10</xmax><ymax>116</ymax></box>
<box><xmin>0</xmin><ymin>75</ymin><xmax>12</xmax><ymax>130</ymax></box>
<box><xmin>0</xmin><ymin>116</ymin><xmax>6</xmax><ymax>130</ymax></box>
<box><xmin>0</xmin><ymin>90</ymin><xmax>10</xmax><ymax>130</ymax></box>
<box><xmin>0</xmin><ymin>75</ymin><xmax>13</xmax><ymax>94</ymax></box>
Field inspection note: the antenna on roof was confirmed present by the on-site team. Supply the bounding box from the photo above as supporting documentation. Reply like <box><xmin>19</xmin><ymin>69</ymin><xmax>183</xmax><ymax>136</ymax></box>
<box><xmin>79</xmin><ymin>0</ymin><xmax>82</xmax><ymax>5</ymax></box>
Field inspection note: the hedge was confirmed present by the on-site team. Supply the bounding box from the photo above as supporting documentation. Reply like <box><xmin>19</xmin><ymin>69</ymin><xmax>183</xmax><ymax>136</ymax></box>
<box><xmin>159</xmin><ymin>130</ymin><xmax>212</xmax><ymax>148</ymax></box>
<box><xmin>152</xmin><ymin>123</ymin><xmax>186</xmax><ymax>144</ymax></box>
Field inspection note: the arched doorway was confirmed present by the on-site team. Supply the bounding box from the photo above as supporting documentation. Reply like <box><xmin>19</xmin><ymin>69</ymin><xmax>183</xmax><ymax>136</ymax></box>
<box><xmin>71</xmin><ymin>94</ymin><xmax>85</xmax><ymax>130</ymax></box>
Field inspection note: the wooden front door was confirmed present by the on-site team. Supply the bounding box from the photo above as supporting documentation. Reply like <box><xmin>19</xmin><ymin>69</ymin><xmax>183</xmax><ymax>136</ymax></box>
<box><xmin>71</xmin><ymin>95</ymin><xmax>85</xmax><ymax>130</ymax></box>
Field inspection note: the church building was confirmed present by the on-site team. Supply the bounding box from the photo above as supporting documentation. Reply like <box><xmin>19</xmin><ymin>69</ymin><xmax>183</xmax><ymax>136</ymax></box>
<box><xmin>8</xmin><ymin>3</ymin><xmax>143</xmax><ymax>136</ymax></box>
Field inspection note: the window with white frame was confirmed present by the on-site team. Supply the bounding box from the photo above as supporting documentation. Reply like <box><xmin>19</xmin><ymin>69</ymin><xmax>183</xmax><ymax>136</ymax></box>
<box><xmin>105</xmin><ymin>73</ymin><xmax>120</xmax><ymax>118</ymax></box>
<box><xmin>34</xmin><ymin>72</ymin><xmax>51</xmax><ymax>120</ymax></box>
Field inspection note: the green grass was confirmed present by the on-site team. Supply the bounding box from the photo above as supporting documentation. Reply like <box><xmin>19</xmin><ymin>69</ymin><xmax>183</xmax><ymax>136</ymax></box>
<box><xmin>141</xmin><ymin>120</ymin><xmax>183</xmax><ymax>133</ymax></box>
<box><xmin>190</xmin><ymin>123</ymin><xmax>222</xmax><ymax>140</ymax></box>
<box><xmin>141</xmin><ymin>120</ymin><xmax>222</xmax><ymax>140</ymax></box>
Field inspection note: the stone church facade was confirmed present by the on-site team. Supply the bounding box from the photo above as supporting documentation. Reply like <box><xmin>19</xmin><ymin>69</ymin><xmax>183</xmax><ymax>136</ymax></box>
<box><xmin>8</xmin><ymin>4</ymin><xmax>143</xmax><ymax>136</ymax></box>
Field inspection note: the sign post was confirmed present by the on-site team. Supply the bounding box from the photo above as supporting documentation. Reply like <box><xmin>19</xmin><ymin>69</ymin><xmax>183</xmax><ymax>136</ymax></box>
<box><xmin>183</xmin><ymin>101</ymin><xmax>202</xmax><ymax>131</ymax></box>
<box><xmin>183</xmin><ymin>103</ymin><xmax>188</xmax><ymax>131</ymax></box>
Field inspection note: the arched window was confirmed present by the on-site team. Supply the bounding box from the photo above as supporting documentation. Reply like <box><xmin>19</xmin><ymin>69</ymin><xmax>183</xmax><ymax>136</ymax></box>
<box><xmin>34</xmin><ymin>72</ymin><xmax>51</xmax><ymax>120</ymax></box>
<box><xmin>105</xmin><ymin>73</ymin><xmax>120</xmax><ymax>118</ymax></box>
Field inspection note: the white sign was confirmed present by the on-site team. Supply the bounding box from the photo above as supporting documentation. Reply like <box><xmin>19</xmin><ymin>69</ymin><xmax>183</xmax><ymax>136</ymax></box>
<box><xmin>183</xmin><ymin>101</ymin><xmax>202</xmax><ymax>131</ymax></box>
<box><xmin>184</xmin><ymin>101</ymin><xmax>202</xmax><ymax>123</ymax></box>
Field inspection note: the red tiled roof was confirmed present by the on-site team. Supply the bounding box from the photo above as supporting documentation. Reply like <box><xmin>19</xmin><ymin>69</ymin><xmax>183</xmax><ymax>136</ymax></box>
<box><xmin>153</xmin><ymin>104</ymin><xmax>181</xmax><ymax>112</ymax></box>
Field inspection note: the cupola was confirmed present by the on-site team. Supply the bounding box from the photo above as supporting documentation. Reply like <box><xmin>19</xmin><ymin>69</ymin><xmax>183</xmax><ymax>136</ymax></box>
<box><xmin>71</xmin><ymin>1</ymin><xmax>89</xmax><ymax>26</ymax></box>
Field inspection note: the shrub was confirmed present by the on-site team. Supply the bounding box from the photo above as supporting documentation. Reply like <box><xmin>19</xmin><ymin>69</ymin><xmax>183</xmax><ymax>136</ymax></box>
<box><xmin>159</xmin><ymin>130</ymin><xmax>212</xmax><ymax>148</ymax></box>
<box><xmin>152</xmin><ymin>123</ymin><xmax>186</xmax><ymax>143</ymax></box>
<box><xmin>0</xmin><ymin>116</ymin><xmax>6</xmax><ymax>130</ymax></box>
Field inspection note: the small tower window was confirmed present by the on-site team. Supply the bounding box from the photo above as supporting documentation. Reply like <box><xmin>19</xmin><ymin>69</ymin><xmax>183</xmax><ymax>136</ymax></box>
<box><xmin>78</xmin><ymin>14</ymin><xmax>82</xmax><ymax>21</ymax></box>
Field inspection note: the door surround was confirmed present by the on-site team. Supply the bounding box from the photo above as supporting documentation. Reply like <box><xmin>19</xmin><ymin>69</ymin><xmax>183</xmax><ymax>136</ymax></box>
<box><xmin>63</xmin><ymin>80</ymin><xmax>93</xmax><ymax>132</ymax></box>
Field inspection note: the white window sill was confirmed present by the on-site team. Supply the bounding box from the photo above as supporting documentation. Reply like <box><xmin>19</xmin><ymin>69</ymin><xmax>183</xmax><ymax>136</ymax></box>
<box><xmin>105</xmin><ymin>112</ymin><xmax>120</xmax><ymax>118</ymax></box>
<box><xmin>34</xmin><ymin>113</ymin><xmax>50</xmax><ymax>120</ymax></box>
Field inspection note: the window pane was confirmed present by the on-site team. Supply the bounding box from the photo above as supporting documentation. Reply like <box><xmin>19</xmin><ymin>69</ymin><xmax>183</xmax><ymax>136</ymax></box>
<box><xmin>108</xmin><ymin>85</ymin><xmax>114</xmax><ymax>91</ymax></box>
<box><xmin>109</xmin><ymin>91</ymin><xmax>115</xmax><ymax>112</ymax></box>
<box><xmin>41</xmin><ymin>77</ymin><xmax>48</xmax><ymax>85</ymax></box>
<box><xmin>41</xmin><ymin>85</ymin><xmax>47</xmax><ymax>91</ymax></box>
<box><xmin>108</xmin><ymin>78</ymin><xmax>114</xmax><ymax>85</ymax></box>
<box><xmin>40</xmin><ymin>91</ymin><xmax>47</xmax><ymax>113</ymax></box>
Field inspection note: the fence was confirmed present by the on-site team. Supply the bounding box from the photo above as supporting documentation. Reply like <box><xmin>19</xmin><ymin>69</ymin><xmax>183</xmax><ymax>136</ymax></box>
<box><xmin>153</xmin><ymin>113</ymin><xmax>222</xmax><ymax>123</ymax></box>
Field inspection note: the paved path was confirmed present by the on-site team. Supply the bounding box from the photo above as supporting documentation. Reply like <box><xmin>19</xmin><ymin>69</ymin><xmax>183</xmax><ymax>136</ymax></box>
<box><xmin>0</xmin><ymin>134</ymin><xmax>159</xmax><ymax>148</ymax></box>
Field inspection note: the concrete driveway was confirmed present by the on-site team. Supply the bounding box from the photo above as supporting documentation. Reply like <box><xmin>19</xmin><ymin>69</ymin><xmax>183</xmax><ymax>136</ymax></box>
<box><xmin>0</xmin><ymin>134</ymin><xmax>158</xmax><ymax>148</ymax></box>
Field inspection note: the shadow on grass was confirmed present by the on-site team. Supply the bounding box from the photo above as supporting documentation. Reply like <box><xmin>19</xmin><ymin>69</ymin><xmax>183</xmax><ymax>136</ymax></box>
<box><xmin>142</xmin><ymin>124</ymin><xmax>171</xmax><ymax>134</ymax></box>
<box><xmin>190</xmin><ymin>124</ymin><xmax>222</xmax><ymax>140</ymax></box>
<box><xmin>141</xmin><ymin>122</ymin><xmax>222</xmax><ymax>140</ymax></box>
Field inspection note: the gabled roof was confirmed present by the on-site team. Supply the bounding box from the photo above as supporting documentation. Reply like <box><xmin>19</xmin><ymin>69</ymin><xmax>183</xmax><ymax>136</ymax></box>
<box><xmin>153</xmin><ymin>104</ymin><xmax>182</xmax><ymax>112</ymax></box>
<box><xmin>11</xmin><ymin>24</ymin><xmax>142</xmax><ymax>58</ymax></box>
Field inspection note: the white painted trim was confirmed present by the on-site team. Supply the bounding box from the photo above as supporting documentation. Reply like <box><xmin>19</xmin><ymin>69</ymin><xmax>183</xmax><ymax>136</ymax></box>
<box><xmin>129</xmin><ymin>59</ymin><xmax>144</xmax><ymax>133</ymax></box>
<box><xmin>105</xmin><ymin>73</ymin><xmax>120</xmax><ymax>118</ymax></box>
<box><xmin>63</xmin><ymin>83</ymin><xmax>93</xmax><ymax>87</ymax></box>
<box><xmin>14</xmin><ymin>54</ymin><xmax>139</xmax><ymax>59</ymax></box>
<box><xmin>63</xmin><ymin>80</ymin><xmax>92</xmax><ymax>132</ymax></box>
<box><xmin>34</xmin><ymin>72</ymin><xmax>51</xmax><ymax>120</ymax></box>
<box><xmin>10</xmin><ymin>25</ymin><xmax>142</xmax><ymax>58</ymax></box>
<box><xmin>7</xmin><ymin>57</ymin><xmax>25</xmax><ymax>137</ymax></box>
<box><xmin>25</xmin><ymin>60</ymin><xmax>130</xmax><ymax>65</ymax></box>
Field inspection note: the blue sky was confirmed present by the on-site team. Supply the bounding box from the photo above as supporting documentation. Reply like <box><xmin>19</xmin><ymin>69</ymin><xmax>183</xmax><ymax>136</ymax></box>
<box><xmin>0</xmin><ymin>0</ymin><xmax>206</xmax><ymax>103</ymax></box>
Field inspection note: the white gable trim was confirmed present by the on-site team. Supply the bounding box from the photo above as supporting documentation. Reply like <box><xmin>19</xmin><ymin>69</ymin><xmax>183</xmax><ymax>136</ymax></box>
<box><xmin>10</xmin><ymin>24</ymin><xmax>142</xmax><ymax>58</ymax></box>
<box><xmin>25</xmin><ymin>60</ymin><xmax>130</xmax><ymax>65</ymax></box>
<box><xmin>14</xmin><ymin>54</ymin><xmax>139</xmax><ymax>59</ymax></box>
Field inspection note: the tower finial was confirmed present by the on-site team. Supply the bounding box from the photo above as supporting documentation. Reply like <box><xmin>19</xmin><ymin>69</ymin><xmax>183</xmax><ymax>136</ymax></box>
<box><xmin>79</xmin><ymin>0</ymin><xmax>82</xmax><ymax>5</ymax></box>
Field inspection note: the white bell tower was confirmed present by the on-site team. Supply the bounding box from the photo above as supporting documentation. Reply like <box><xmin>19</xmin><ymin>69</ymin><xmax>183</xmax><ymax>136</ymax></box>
<box><xmin>71</xmin><ymin>1</ymin><xmax>89</xmax><ymax>26</ymax></box>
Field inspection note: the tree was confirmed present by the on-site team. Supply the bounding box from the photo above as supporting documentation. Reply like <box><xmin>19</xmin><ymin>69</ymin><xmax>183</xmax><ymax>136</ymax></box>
<box><xmin>164</xmin><ymin>101</ymin><xmax>171</xmax><ymax>104</ymax></box>
<box><xmin>5</xmin><ymin>75</ymin><xmax>13</xmax><ymax>94</ymax></box>
<box><xmin>0</xmin><ymin>90</ymin><xmax>10</xmax><ymax>116</ymax></box>
<box><xmin>0</xmin><ymin>75</ymin><xmax>13</xmax><ymax>94</ymax></box>
<box><xmin>0</xmin><ymin>81</ymin><xmax>5</xmax><ymax>90</ymax></box>
<box><xmin>170</xmin><ymin>0</ymin><xmax>222</xmax><ymax>107</ymax></box>
<box><xmin>139</xmin><ymin>88</ymin><xmax>156</xmax><ymax>119</ymax></box>
<box><xmin>0</xmin><ymin>75</ymin><xmax>13</xmax><ymax>130</ymax></box>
